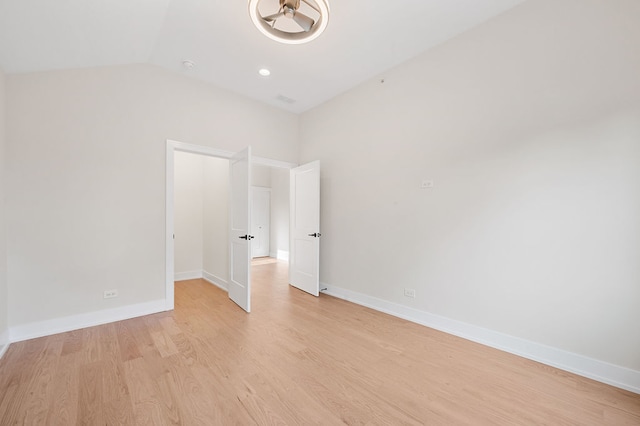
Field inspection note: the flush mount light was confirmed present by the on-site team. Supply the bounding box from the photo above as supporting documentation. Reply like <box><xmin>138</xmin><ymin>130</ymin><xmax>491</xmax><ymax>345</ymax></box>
<box><xmin>182</xmin><ymin>60</ymin><xmax>195</xmax><ymax>70</ymax></box>
<box><xmin>258</xmin><ymin>68</ymin><xmax>271</xmax><ymax>76</ymax></box>
<box><xmin>249</xmin><ymin>0</ymin><xmax>330</xmax><ymax>45</ymax></box>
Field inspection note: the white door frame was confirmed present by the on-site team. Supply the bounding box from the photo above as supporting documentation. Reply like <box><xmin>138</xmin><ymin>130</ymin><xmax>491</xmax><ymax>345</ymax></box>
<box><xmin>165</xmin><ymin>139</ymin><xmax>296</xmax><ymax>310</ymax></box>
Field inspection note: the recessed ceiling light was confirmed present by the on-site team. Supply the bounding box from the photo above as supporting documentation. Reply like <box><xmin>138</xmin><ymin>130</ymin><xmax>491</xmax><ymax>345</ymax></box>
<box><xmin>258</xmin><ymin>68</ymin><xmax>271</xmax><ymax>77</ymax></box>
<box><xmin>249</xmin><ymin>0</ymin><xmax>330</xmax><ymax>45</ymax></box>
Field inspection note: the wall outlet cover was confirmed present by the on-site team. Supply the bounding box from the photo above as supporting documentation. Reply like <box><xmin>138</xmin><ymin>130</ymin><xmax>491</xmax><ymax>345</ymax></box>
<box><xmin>421</xmin><ymin>180</ymin><xmax>434</xmax><ymax>189</ymax></box>
<box><xmin>103</xmin><ymin>289</ymin><xmax>118</xmax><ymax>299</ymax></box>
<box><xmin>404</xmin><ymin>288</ymin><xmax>416</xmax><ymax>298</ymax></box>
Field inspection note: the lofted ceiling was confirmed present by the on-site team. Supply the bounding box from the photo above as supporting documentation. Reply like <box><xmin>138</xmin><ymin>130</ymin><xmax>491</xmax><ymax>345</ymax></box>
<box><xmin>0</xmin><ymin>0</ymin><xmax>525</xmax><ymax>113</ymax></box>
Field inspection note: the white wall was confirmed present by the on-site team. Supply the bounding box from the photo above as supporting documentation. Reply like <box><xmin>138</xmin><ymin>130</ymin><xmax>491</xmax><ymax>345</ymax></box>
<box><xmin>270</xmin><ymin>167</ymin><xmax>289</xmax><ymax>259</ymax></box>
<box><xmin>300</xmin><ymin>0</ymin><xmax>640</xmax><ymax>372</ymax></box>
<box><xmin>174</xmin><ymin>151</ymin><xmax>228</xmax><ymax>284</ymax></box>
<box><xmin>202</xmin><ymin>156</ymin><xmax>229</xmax><ymax>284</ymax></box>
<box><xmin>252</xmin><ymin>164</ymin><xmax>271</xmax><ymax>188</ymax></box>
<box><xmin>5</xmin><ymin>64</ymin><xmax>298</xmax><ymax>328</ymax></box>
<box><xmin>0</xmin><ymin>67</ymin><xmax>8</xmax><ymax>349</ymax></box>
<box><xmin>174</xmin><ymin>151</ymin><xmax>204</xmax><ymax>276</ymax></box>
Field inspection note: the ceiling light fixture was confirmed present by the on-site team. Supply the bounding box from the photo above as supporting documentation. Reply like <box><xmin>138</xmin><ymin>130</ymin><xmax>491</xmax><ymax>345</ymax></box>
<box><xmin>258</xmin><ymin>68</ymin><xmax>271</xmax><ymax>76</ymax></box>
<box><xmin>249</xmin><ymin>0</ymin><xmax>330</xmax><ymax>45</ymax></box>
<box><xmin>182</xmin><ymin>60</ymin><xmax>195</xmax><ymax>70</ymax></box>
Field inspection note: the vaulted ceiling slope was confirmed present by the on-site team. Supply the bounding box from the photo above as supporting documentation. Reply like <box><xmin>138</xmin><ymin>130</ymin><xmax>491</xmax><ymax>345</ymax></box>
<box><xmin>0</xmin><ymin>0</ymin><xmax>525</xmax><ymax>113</ymax></box>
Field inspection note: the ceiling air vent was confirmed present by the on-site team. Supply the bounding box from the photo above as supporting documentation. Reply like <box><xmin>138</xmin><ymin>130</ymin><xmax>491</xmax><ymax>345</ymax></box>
<box><xmin>276</xmin><ymin>94</ymin><xmax>297</xmax><ymax>104</ymax></box>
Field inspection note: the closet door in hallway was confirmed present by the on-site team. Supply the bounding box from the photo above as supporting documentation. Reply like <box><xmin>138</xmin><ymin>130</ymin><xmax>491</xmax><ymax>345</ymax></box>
<box><xmin>251</xmin><ymin>187</ymin><xmax>271</xmax><ymax>258</ymax></box>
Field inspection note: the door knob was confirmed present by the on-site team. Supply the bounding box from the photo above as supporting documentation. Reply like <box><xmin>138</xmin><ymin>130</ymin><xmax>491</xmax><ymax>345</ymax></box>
<box><xmin>308</xmin><ymin>233</ymin><xmax>322</xmax><ymax>238</ymax></box>
<box><xmin>239</xmin><ymin>235</ymin><xmax>256</xmax><ymax>240</ymax></box>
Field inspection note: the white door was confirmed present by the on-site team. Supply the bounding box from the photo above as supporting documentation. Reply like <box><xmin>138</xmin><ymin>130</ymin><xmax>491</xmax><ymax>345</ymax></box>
<box><xmin>251</xmin><ymin>187</ymin><xmax>271</xmax><ymax>258</ymax></box>
<box><xmin>228</xmin><ymin>147</ymin><xmax>252</xmax><ymax>312</ymax></box>
<box><xmin>289</xmin><ymin>161</ymin><xmax>321</xmax><ymax>296</ymax></box>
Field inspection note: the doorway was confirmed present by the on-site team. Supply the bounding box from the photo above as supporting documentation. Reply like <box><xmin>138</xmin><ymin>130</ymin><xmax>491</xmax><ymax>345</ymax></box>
<box><xmin>165</xmin><ymin>139</ymin><xmax>296</xmax><ymax>311</ymax></box>
<box><xmin>173</xmin><ymin>151</ymin><xmax>228</xmax><ymax>285</ymax></box>
<box><xmin>250</xmin><ymin>163</ymin><xmax>291</xmax><ymax>262</ymax></box>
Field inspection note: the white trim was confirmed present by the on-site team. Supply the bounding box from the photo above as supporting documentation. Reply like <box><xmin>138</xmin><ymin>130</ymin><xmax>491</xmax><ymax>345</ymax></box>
<box><xmin>253</xmin><ymin>156</ymin><xmax>297</xmax><ymax>169</ymax></box>
<box><xmin>167</xmin><ymin>139</ymin><xmax>235</xmax><ymax>159</ymax></box>
<box><xmin>9</xmin><ymin>299</ymin><xmax>166</xmax><ymax>343</ymax></box>
<box><xmin>174</xmin><ymin>270</ymin><xmax>203</xmax><ymax>281</ymax></box>
<box><xmin>166</xmin><ymin>139</ymin><xmax>297</xmax><ymax>169</ymax></box>
<box><xmin>321</xmin><ymin>283</ymin><xmax>640</xmax><ymax>395</ymax></box>
<box><xmin>166</xmin><ymin>141</ymin><xmax>175</xmax><ymax>310</ymax></box>
<box><xmin>276</xmin><ymin>250</ymin><xmax>289</xmax><ymax>261</ymax></box>
<box><xmin>0</xmin><ymin>329</ymin><xmax>10</xmax><ymax>360</ymax></box>
<box><xmin>203</xmin><ymin>270</ymin><xmax>229</xmax><ymax>291</ymax></box>
<box><xmin>0</xmin><ymin>343</ymin><xmax>8</xmax><ymax>360</ymax></box>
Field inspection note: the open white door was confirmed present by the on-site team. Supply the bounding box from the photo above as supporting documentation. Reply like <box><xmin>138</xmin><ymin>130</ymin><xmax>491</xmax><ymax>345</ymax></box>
<box><xmin>289</xmin><ymin>161</ymin><xmax>321</xmax><ymax>296</ymax></box>
<box><xmin>228</xmin><ymin>147</ymin><xmax>252</xmax><ymax>312</ymax></box>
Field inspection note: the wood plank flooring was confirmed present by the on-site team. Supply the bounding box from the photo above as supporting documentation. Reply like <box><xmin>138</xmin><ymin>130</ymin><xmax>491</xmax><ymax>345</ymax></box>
<box><xmin>1</xmin><ymin>259</ymin><xmax>639</xmax><ymax>425</ymax></box>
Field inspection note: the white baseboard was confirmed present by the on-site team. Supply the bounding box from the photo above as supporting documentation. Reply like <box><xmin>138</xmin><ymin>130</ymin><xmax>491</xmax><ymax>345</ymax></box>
<box><xmin>0</xmin><ymin>343</ymin><xmax>8</xmax><ymax>360</ymax></box>
<box><xmin>321</xmin><ymin>283</ymin><xmax>640</xmax><ymax>395</ymax></box>
<box><xmin>276</xmin><ymin>250</ymin><xmax>289</xmax><ymax>262</ymax></box>
<box><xmin>175</xmin><ymin>270</ymin><xmax>203</xmax><ymax>281</ymax></box>
<box><xmin>0</xmin><ymin>328</ymin><xmax>10</xmax><ymax>360</ymax></box>
<box><xmin>9</xmin><ymin>299</ymin><xmax>166</xmax><ymax>343</ymax></box>
<box><xmin>203</xmin><ymin>270</ymin><xmax>228</xmax><ymax>292</ymax></box>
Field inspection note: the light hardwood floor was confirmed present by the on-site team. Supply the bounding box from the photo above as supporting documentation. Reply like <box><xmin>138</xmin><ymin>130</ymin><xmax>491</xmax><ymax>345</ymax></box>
<box><xmin>1</xmin><ymin>259</ymin><xmax>639</xmax><ymax>425</ymax></box>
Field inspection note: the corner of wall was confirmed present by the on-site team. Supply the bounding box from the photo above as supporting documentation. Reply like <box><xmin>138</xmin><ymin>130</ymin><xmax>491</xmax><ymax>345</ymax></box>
<box><xmin>174</xmin><ymin>270</ymin><xmax>203</xmax><ymax>281</ymax></box>
<box><xmin>203</xmin><ymin>270</ymin><xmax>228</xmax><ymax>291</ymax></box>
<box><xmin>0</xmin><ymin>329</ymin><xmax>10</xmax><ymax>360</ymax></box>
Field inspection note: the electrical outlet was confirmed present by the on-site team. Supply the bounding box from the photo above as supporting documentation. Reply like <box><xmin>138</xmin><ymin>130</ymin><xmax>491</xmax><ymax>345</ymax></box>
<box><xmin>103</xmin><ymin>289</ymin><xmax>118</xmax><ymax>299</ymax></box>
<box><xmin>404</xmin><ymin>288</ymin><xmax>416</xmax><ymax>298</ymax></box>
<box><xmin>421</xmin><ymin>179</ymin><xmax>434</xmax><ymax>189</ymax></box>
